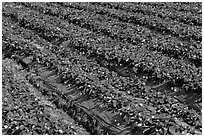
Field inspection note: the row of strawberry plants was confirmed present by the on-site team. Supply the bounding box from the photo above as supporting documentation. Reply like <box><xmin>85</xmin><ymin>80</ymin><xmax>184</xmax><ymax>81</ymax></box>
<box><xmin>2</xmin><ymin>58</ymin><xmax>88</xmax><ymax>135</ymax></box>
<box><xmin>100</xmin><ymin>2</ymin><xmax>201</xmax><ymax>26</ymax></box>
<box><xmin>2</xmin><ymin>32</ymin><xmax>122</xmax><ymax>134</ymax></box>
<box><xmin>4</xmin><ymin>39</ymin><xmax>202</xmax><ymax>135</ymax></box>
<box><xmin>1</xmin><ymin>24</ymin><xmax>156</xmax><ymax>134</ymax></box>
<box><xmin>55</xmin><ymin>2</ymin><xmax>201</xmax><ymax>67</ymax></box>
<box><xmin>3</xmin><ymin>5</ymin><xmax>202</xmax><ymax>131</ymax></box>
<box><xmin>142</xmin><ymin>2</ymin><xmax>202</xmax><ymax>15</ymax></box>
<box><xmin>20</xmin><ymin>2</ymin><xmax>202</xmax><ymax>91</ymax></box>
<box><xmin>3</xmin><ymin>15</ymin><xmax>147</xmax><ymax>134</ymax></box>
<box><xmin>2</xmin><ymin>37</ymin><xmax>107</xmax><ymax>134</ymax></box>
<box><xmin>6</xmin><ymin>14</ymin><xmax>200</xmax><ymax>115</ymax></box>
<box><xmin>3</xmin><ymin>2</ymin><xmax>202</xmax><ymax>131</ymax></box>
<box><xmin>86</xmin><ymin>2</ymin><xmax>201</xmax><ymax>42</ymax></box>
<box><xmin>3</xmin><ymin>12</ymin><xmax>150</xmax><ymax>109</ymax></box>
<box><xmin>3</xmin><ymin>3</ymin><xmax>201</xmax><ymax>93</ymax></box>
<box><xmin>3</xmin><ymin>21</ymin><xmax>201</xmax><ymax>135</ymax></box>
<box><xmin>20</xmin><ymin>2</ymin><xmax>201</xmax><ymax>110</ymax></box>
<box><xmin>4</xmin><ymin>11</ymin><xmax>197</xmax><ymax>112</ymax></box>
<box><xmin>3</xmin><ymin>5</ymin><xmax>201</xmax><ymax>111</ymax></box>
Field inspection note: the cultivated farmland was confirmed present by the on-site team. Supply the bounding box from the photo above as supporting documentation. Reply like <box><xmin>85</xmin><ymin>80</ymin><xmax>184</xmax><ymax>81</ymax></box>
<box><xmin>2</xmin><ymin>2</ymin><xmax>202</xmax><ymax>135</ymax></box>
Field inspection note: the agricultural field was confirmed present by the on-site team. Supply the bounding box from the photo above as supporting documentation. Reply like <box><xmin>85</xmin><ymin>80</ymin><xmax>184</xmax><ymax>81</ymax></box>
<box><xmin>2</xmin><ymin>2</ymin><xmax>202</xmax><ymax>135</ymax></box>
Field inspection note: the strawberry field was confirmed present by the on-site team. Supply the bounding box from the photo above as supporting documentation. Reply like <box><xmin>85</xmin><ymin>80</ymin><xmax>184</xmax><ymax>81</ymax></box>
<box><xmin>2</xmin><ymin>2</ymin><xmax>202</xmax><ymax>135</ymax></box>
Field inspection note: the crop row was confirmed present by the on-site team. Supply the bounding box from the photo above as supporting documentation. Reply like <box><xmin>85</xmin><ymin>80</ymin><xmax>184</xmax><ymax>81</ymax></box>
<box><xmin>2</xmin><ymin>58</ymin><xmax>89</xmax><ymax>135</ymax></box>
<box><xmin>2</xmin><ymin>32</ymin><xmax>124</xmax><ymax>134</ymax></box>
<box><xmin>99</xmin><ymin>2</ymin><xmax>201</xmax><ymax>26</ymax></box>
<box><xmin>3</xmin><ymin>3</ymin><xmax>202</xmax><ymax>92</ymax></box>
<box><xmin>3</xmin><ymin>14</ymin><xmax>202</xmax><ymax>134</ymax></box>
<box><xmin>5</xmin><ymin>9</ymin><xmax>201</xmax><ymax>113</ymax></box>
<box><xmin>3</xmin><ymin>13</ymin><xmax>159</xmax><ymax>113</ymax></box>
<box><xmin>142</xmin><ymin>2</ymin><xmax>202</xmax><ymax>15</ymax></box>
<box><xmin>68</xmin><ymin>2</ymin><xmax>201</xmax><ymax>42</ymax></box>
<box><xmin>23</xmin><ymin>2</ymin><xmax>202</xmax><ymax>90</ymax></box>
<box><xmin>3</xmin><ymin>16</ymin><xmax>149</xmax><ymax>134</ymax></box>
<box><xmin>52</xmin><ymin>2</ymin><xmax>201</xmax><ymax>67</ymax></box>
<box><xmin>3</xmin><ymin>4</ymin><xmax>202</xmax><ymax>117</ymax></box>
<box><xmin>3</xmin><ymin>10</ymin><xmax>201</xmax><ymax>113</ymax></box>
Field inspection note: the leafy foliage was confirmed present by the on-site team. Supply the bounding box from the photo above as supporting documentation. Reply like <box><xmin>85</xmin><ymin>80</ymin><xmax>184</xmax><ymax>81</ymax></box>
<box><xmin>2</xmin><ymin>2</ymin><xmax>202</xmax><ymax>135</ymax></box>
